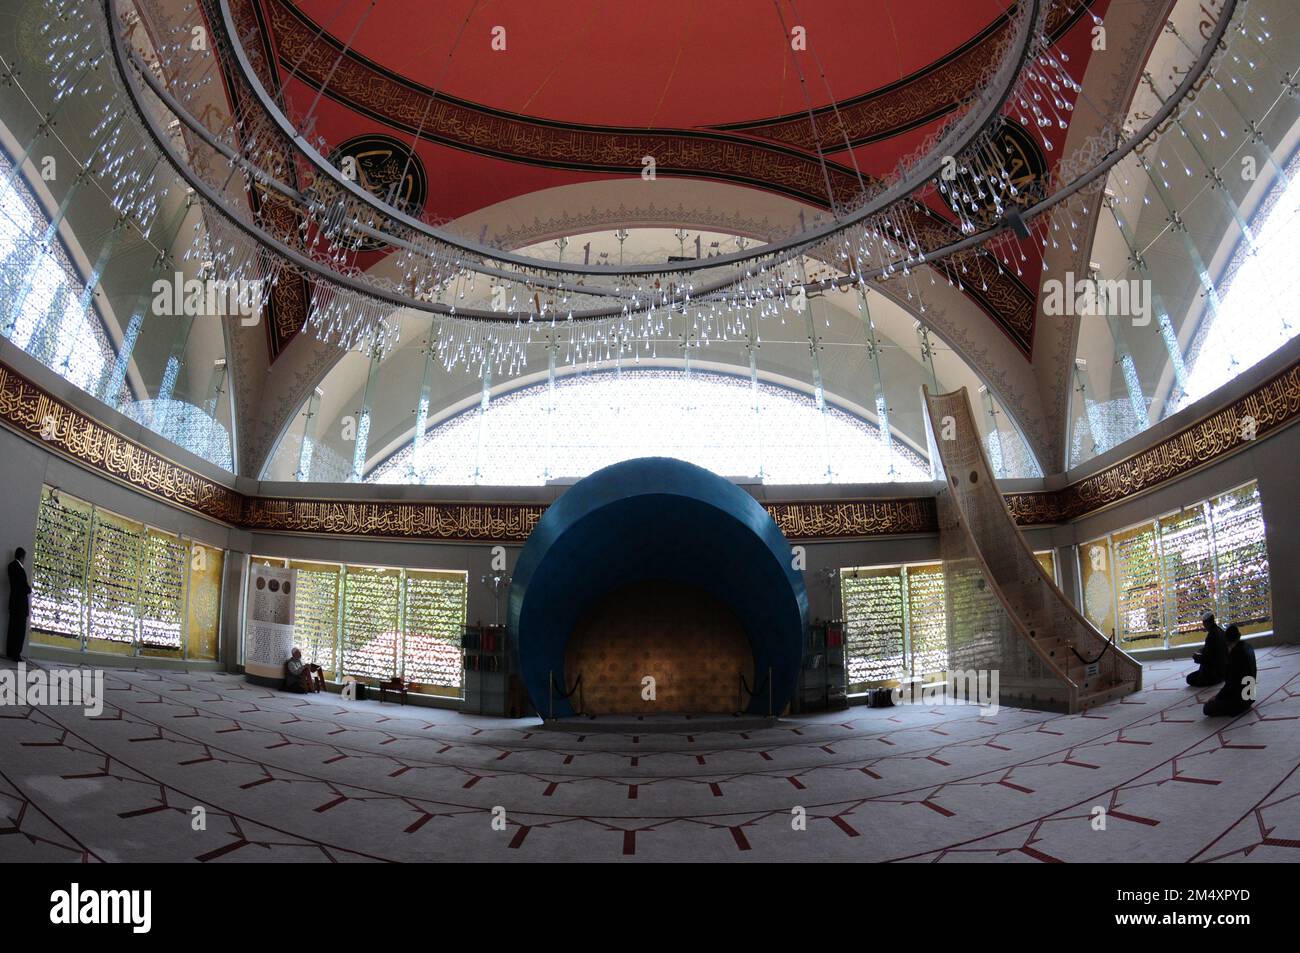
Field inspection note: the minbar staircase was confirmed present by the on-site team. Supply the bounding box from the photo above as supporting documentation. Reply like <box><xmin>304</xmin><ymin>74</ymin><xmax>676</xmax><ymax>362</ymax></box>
<box><xmin>923</xmin><ymin>387</ymin><xmax>1142</xmax><ymax>713</ymax></box>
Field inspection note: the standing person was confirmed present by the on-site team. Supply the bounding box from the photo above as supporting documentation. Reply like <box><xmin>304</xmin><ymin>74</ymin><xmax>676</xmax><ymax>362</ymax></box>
<box><xmin>1203</xmin><ymin>625</ymin><xmax>1257</xmax><ymax>717</ymax></box>
<box><xmin>6</xmin><ymin>547</ymin><xmax>32</xmax><ymax>661</ymax></box>
<box><xmin>1186</xmin><ymin>612</ymin><xmax>1228</xmax><ymax>686</ymax></box>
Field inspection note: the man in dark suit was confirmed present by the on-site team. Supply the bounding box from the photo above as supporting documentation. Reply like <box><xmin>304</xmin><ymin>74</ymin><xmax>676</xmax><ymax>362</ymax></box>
<box><xmin>7</xmin><ymin>546</ymin><xmax>32</xmax><ymax>661</ymax></box>
<box><xmin>1203</xmin><ymin>625</ymin><xmax>1257</xmax><ymax>717</ymax></box>
<box><xmin>1186</xmin><ymin>613</ymin><xmax>1228</xmax><ymax>686</ymax></box>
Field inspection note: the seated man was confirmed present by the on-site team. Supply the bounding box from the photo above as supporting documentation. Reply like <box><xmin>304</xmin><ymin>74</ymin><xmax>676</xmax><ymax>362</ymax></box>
<box><xmin>284</xmin><ymin>648</ymin><xmax>324</xmax><ymax>694</ymax></box>
<box><xmin>1186</xmin><ymin>613</ymin><xmax>1228</xmax><ymax>686</ymax></box>
<box><xmin>1203</xmin><ymin>625</ymin><xmax>1257</xmax><ymax>717</ymax></box>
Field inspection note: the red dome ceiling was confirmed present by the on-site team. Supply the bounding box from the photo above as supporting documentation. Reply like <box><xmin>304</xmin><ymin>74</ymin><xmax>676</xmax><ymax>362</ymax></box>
<box><xmin>237</xmin><ymin>0</ymin><xmax>1104</xmax><ymax>213</ymax></box>
<box><xmin>220</xmin><ymin>0</ymin><xmax>1109</xmax><ymax>359</ymax></box>
<box><xmin>285</xmin><ymin>0</ymin><xmax>1007</xmax><ymax>129</ymax></box>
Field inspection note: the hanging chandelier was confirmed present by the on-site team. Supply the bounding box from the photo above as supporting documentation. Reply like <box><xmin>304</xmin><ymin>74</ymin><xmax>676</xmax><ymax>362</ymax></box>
<box><xmin>30</xmin><ymin>0</ymin><xmax>1245</xmax><ymax>373</ymax></box>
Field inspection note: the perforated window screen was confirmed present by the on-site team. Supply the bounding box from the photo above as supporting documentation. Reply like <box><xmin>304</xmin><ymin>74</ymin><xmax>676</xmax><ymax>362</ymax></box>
<box><xmin>30</xmin><ymin>488</ymin><xmax>91</xmax><ymax>639</ymax></box>
<box><xmin>29</xmin><ymin>485</ymin><xmax>223</xmax><ymax>659</ymax></box>
<box><xmin>841</xmin><ymin>567</ymin><xmax>905</xmax><ymax>690</ymax></box>
<box><xmin>1159</xmin><ymin>506</ymin><xmax>1216</xmax><ymax>647</ymax></box>
<box><xmin>1209</xmin><ymin>484</ymin><xmax>1272</xmax><ymax>634</ymax></box>
<box><xmin>267</xmin><ymin>559</ymin><xmax>469</xmax><ymax>690</ymax></box>
<box><xmin>86</xmin><ymin>510</ymin><xmax>145</xmax><ymax>651</ymax></box>
<box><xmin>291</xmin><ymin>564</ymin><xmax>342</xmax><ymax>674</ymax></box>
<box><xmin>905</xmin><ymin>564</ymin><xmax>947</xmax><ymax>679</ymax></box>
<box><xmin>341</xmin><ymin>567</ymin><xmax>402</xmax><ymax>681</ymax></box>
<box><xmin>1079</xmin><ymin>480</ymin><xmax>1271</xmax><ymax>648</ymax></box>
<box><xmin>402</xmin><ymin>571</ymin><xmax>467</xmax><ymax>689</ymax></box>
<box><xmin>1112</xmin><ymin>524</ymin><xmax>1164</xmax><ymax>647</ymax></box>
<box><xmin>841</xmin><ymin>563</ymin><xmax>950</xmax><ymax>689</ymax></box>
<box><xmin>139</xmin><ymin>529</ymin><xmax>187</xmax><ymax>653</ymax></box>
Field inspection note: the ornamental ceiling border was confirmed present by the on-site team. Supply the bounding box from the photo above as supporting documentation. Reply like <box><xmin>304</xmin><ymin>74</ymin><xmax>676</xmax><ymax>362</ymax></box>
<box><xmin>4</xmin><ymin>351</ymin><xmax>1295</xmax><ymax>543</ymax></box>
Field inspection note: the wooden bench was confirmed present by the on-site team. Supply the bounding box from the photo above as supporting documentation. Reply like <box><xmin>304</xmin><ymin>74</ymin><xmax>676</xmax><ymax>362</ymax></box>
<box><xmin>377</xmin><ymin>677</ymin><xmax>411</xmax><ymax>705</ymax></box>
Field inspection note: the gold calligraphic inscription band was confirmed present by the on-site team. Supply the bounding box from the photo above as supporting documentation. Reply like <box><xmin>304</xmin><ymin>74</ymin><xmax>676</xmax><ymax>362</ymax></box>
<box><xmin>0</xmin><ymin>362</ymin><xmax>245</xmax><ymax>524</ymax></box>
<box><xmin>3</xmin><ymin>355</ymin><xmax>1297</xmax><ymax>542</ymax></box>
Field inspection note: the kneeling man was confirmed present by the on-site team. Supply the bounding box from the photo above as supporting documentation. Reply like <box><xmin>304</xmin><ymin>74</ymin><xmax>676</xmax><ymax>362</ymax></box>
<box><xmin>1186</xmin><ymin>613</ymin><xmax>1227</xmax><ymax>687</ymax></box>
<box><xmin>1202</xmin><ymin>625</ymin><xmax>1256</xmax><ymax>717</ymax></box>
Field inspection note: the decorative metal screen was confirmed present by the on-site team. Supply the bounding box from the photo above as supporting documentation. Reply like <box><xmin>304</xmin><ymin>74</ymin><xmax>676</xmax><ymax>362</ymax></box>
<box><xmin>291</xmin><ymin>564</ymin><xmax>342</xmax><ymax>673</ymax></box>
<box><xmin>942</xmin><ymin>558</ymin><xmax>1012</xmax><ymax>675</ymax></box>
<box><xmin>841</xmin><ymin>568</ymin><xmax>905</xmax><ymax>689</ymax></box>
<box><xmin>1113</xmin><ymin>524</ymin><xmax>1164</xmax><ymax>647</ymax></box>
<box><xmin>1159</xmin><ymin>507</ymin><xmax>1216</xmax><ymax>646</ymax></box>
<box><xmin>28</xmin><ymin>485</ymin><xmax>223</xmax><ymax>659</ymax></box>
<box><xmin>138</xmin><ymin>529</ymin><xmax>187</xmax><ymax>652</ymax></box>
<box><xmin>341</xmin><ymin>567</ymin><xmax>402</xmax><ymax>680</ymax></box>
<box><xmin>30</xmin><ymin>488</ymin><xmax>91</xmax><ymax>639</ymax></box>
<box><xmin>86</xmin><ymin>510</ymin><xmax>145</xmax><ymax>649</ymax></box>
<box><xmin>263</xmin><ymin>559</ymin><xmax>468</xmax><ymax>691</ymax></box>
<box><xmin>905</xmin><ymin>564</ymin><xmax>947</xmax><ymax>677</ymax></box>
<box><xmin>402</xmin><ymin>571</ymin><xmax>467</xmax><ymax>689</ymax></box>
<box><xmin>1078</xmin><ymin>481</ymin><xmax>1271</xmax><ymax>649</ymax></box>
<box><xmin>1209</xmin><ymin>483</ymin><xmax>1271</xmax><ymax>632</ymax></box>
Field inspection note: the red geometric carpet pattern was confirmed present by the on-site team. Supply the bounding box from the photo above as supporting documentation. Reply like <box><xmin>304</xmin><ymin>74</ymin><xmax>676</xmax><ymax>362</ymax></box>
<box><xmin>0</xmin><ymin>647</ymin><xmax>1296</xmax><ymax>862</ymax></box>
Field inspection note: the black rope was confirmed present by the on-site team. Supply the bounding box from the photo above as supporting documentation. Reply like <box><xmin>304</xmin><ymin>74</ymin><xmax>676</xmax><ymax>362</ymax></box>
<box><xmin>551</xmin><ymin>672</ymin><xmax>582</xmax><ymax>700</ymax></box>
<box><xmin>1071</xmin><ymin>631</ymin><xmax>1117</xmax><ymax>666</ymax></box>
<box><xmin>739</xmin><ymin>670</ymin><xmax>770</xmax><ymax>698</ymax></box>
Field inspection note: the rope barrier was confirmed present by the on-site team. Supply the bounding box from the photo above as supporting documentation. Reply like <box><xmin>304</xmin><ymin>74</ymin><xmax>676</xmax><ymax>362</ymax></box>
<box><xmin>739</xmin><ymin>670</ymin><xmax>770</xmax><ymax>698</ymax></box>
<box><xmin>551</xmin><ymin>672</ymin><xmax>582</xmax><ymax>700</ymax></box>
<box><xmin>1071</xmin><ymin>632</ymin><xmax>1117</xmax><ymax>667</ymax></box>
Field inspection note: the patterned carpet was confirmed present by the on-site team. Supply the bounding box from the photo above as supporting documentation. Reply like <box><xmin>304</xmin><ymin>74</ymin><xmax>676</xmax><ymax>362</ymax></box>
<box><xmin>1</xmin><ymin>646</ymin><xmax>1297</xmax><ymax>863</ymax></box>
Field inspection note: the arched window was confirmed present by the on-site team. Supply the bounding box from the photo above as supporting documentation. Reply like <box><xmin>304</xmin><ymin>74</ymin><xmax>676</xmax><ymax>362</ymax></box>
<box><xmin>368</xmin><ymin>368</ymin><xmax>933</xmax><ymax>486</ymax></box>
<box><xmin>0</xmin><ymin>155</ymin><xmax>234</xmax><ymax>472</ymax></box>
<box><xmin>0</xmin><ymin>159</ymin><xmax>118</xmax><ymax>396</ymax></box>
<box><xmin>1174</xmin><ymin>168</ymin><xmax>1300</xmax><ymax>410</ymax></box>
